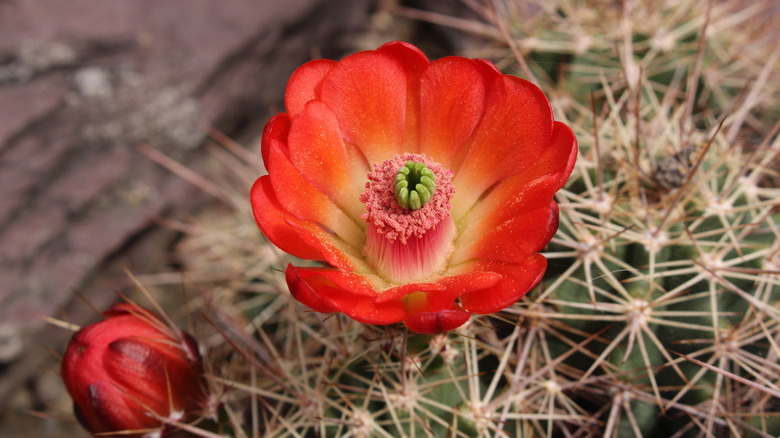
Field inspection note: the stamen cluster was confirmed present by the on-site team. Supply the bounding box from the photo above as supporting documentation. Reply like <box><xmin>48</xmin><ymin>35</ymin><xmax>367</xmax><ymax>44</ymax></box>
<box><xmin>361</xmin><ymin>153</ymin><xmax>456</xmax><ymax>283</ymax></box>
<box><xmin>361</xmin><ymin>153</ymin><xmax>454</xmax><ymax>244</ymax></box>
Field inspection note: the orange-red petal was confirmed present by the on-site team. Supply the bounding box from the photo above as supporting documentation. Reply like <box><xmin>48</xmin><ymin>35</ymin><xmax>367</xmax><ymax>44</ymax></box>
<box><xmin>285</xmin><ymin>264</ymin><xmax>336</xmax><ymax>314</ymax></box>
<box><xmin>260</xmin><ymin>113</ymin><xmax>291</xmax><ymax>167</ymax></box>
<box><xmin>451</xmin><ymin>75</ymin><xmax>554</xmax><ymax>218</ymax></box>
<box><xmin>508</xmin><ymin>120</ymin><xmax>577</xmax><ymax>193</ymax></box>
<box><xmin>548</xmin><ymin>121</ymin><xmax>578</xmax><ymax>190</ymax></box>
<box><xmin>286</xmin><ymin>264</ymin><xmax>506</xmax><ymax>331</ymax></box>
<box><xmin>425</xmin><ymin>270</ymin><xmax>503</xmax><ymax>310</ymax></box>
<box><xmin>376</xmin><ymin>41</ymin><xmax>429</xmax><ymax>75</ymax></box>
<box><xmin>251</xmin><ymin>177</ymin><xmax>366</xmax><ymax>272</ymax></box>
<box><xmin>457</xmin><ymin>202</ymin><xmax>558</xmax><ymax>265</ymax></box>
<box><xmin>286</xmin><ymin>100</ymin><xmax>363</xmax><ymax>219</ymax></box>
<box><xmin>284</xmin><ymin>59</ymin><xmax>336</xmax><ymax>117</ymax></box>
<box><xmin>286</xmin><ymin>265</ymin><xmax>407</xmax><ymax>325</ymax></box>
<box><xmin>377</xmin><ymin>41</ymin><xmax>430</xmax><ymax>152</ymax></box>
<box><xmin>451</xmin><ymin>120</ymin><xmax>576</xmax><ymax>264</ymax></box>
<box><xmin>458</xmin><ymin>255</ymin><xmax>548</xmax><ymax>314</ymax></box>
<box><xmin>404</xmin><ymin>309</ymin><xmax>471</xmax><ymax>334</ymax></box>
<box><xmin>418</xmin><ymin>57</ymin><xmax>493</xmax><ymax>168</ymax></box>
<box><xmin>250</xmin><ymin>177</ymin><xmax>324</xmax><ymax>260</ymax></box>
<box><xmin>318</xmin><ymin>50</ymin><xmax>414</xmax><ymax>164</ymax></box>
<box><xmin>451</xmin><ymin>175</ymin><xmax>561</xmax><ymax>265</ymax></box>
<box><xmin>264</xmin><ymin>128</ymin><xmax>364</xmax><ymax>247</ymax></box>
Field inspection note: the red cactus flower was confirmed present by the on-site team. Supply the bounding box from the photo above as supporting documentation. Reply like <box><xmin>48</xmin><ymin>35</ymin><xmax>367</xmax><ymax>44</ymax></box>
<box><xmin>251</xmin><ymin>41</ymin><xmax>577</xmax><ymax>334</ymax></box>
<box><xmin>61</xmin><ymin>303</ymin><xmax>206</xmax><ymax>437</ymax></box>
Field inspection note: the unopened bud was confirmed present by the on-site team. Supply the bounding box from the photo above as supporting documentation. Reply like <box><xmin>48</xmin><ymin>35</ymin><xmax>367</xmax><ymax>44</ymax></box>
<box><xmin>61</xmin><ymin>303</ymin><xmax>206</xmax><ymax>437</ymax></box>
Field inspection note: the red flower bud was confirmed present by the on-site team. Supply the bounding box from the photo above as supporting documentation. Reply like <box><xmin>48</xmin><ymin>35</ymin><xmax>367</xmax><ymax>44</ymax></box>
<box><xmin>61</xmin><ymin>303</ymin><xmax>206</xmax><ymax>437</ymax></box>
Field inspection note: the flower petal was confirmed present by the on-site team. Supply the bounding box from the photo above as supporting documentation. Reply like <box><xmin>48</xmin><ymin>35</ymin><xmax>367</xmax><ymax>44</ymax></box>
<box><xmin>287</xmin><ymin>265</ymin><xmax>406</xmax><ymax>325</ymax></box>
<box><xmin>456</xmin><ymin>202</ymin><xmax>558</xmax><ymax>265</ymax></box>
<box><xmin>377</xmin><ymin>270</ymin><xmax>501</xmax><ymax>311</ymax></box>
<box><xmin>318</xmin><ymin>50</ymin><xmax>412</xmax><ymax>164</ymax></box>
<box><xmin>264</xmin><ymin>131</ymin><xmax>365</xmax><ymax>247</ymax></box>
<box><xmin>458</xmin><ymin>255</ymin><xmax>547</xmax><ymax>314</ymax></box>
<box><xmin>331</xmin><ymin>290</ymin><xmax>406</xmax><ymax>325</ymax></box>
<box><xmin>427</xmin><ymin>270</ymin><xmax>503</xmax><ymax>310</ymax></box>
<box><xmin>451</xmin><ymin>175</ymin><xmax>561</xmax><ymax>265</ymax></box>
<box><xmin>284</xmin><ymin>59</ymin><xmax>336</xmax><ymax>118</ymax></box>
<box><xmin>526</xmin><ymin>121</ymin><xmax>578</xmax><ymax>191</ymax></box>
<box><xmin>376</xmin><ymin>281</ymin><xmax>447</xmax><ymax>303</ymax></box>
<box><xmin>260</xmin><ymin>113</ymin><xmax>291</xmax><ymax>167</ymax></box>
<box><xmin>553</xmin><ymin>121</ymin><xmax>578</xmax><ymax>187</ymax></box>
<box><xmin>285</xmin><ymin>264</ymin><xmax>336</xmax><ymax>314</ymax></box>
<box><xmin>376</xmin><ymin>41</ymin><xmax>429</xmax><ymax>74</ymax></box>
<box><xmin>287</xmin><ymin>100</ymin><xmax>364</xmax><ymax>219</ymax></box>
<box><xmin>282</xmin><ymin>216</ymin><xmax>369</xmax><ymax>272</ymax></box>
<box><xmin>251</xmin><ymin>176</ymin><xmax>366</xmax><ymax>274</ymax></box>
<box><xmin>418</xmin><ymin>57</ymin><xmax>493</xmax><ymax>168</ymax></box>
<box><xmin>377</xmin><ymin>41</ymin><xmax>430</xmax><ymax>152</ymax></box>
<box><xmin>449</xmin><ymin>121</ymin><xmax>576</xmax><ymax>264</ymax></box>
<box><xmin>451</xmin><ymin>75</ymin><xmax>554</xmax><ymax>218</ymax></box>
<box><xmin>250</xmin><ymin>176</ymin><xmax>324</xmax><ymax>261</ymax></box>
<box><xmin>404</xmin><ymin>309</ymin><xmax>471</xmax><ymax>334</ymax></box>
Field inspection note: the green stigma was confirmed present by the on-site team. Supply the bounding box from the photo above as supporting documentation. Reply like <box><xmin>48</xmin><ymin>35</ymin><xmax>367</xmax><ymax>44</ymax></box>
<box><xmin>394</xmin><ymin>161</ymin><xmax>436</xmax><ymax>210</ymax></box>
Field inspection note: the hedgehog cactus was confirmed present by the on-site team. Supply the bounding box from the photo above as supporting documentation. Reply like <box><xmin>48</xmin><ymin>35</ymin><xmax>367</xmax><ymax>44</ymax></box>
<box><xmin>79</xmin><ymin>0</ymin><xmax>780</xmax><ymax>437</ymax></box>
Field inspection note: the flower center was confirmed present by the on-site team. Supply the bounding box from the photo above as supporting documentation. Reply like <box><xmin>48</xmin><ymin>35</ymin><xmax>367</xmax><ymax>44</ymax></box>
<box><xmin>395</xmin><ymin>161</ymin><xmax>436</xmax><ymax>210</ymax></box>
<box><xmin>360</xmin><ymin>154</ymin><xmax>455</xmax><ymax>283</ymax></box>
